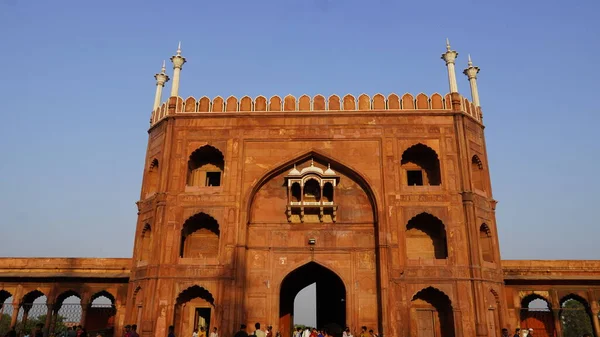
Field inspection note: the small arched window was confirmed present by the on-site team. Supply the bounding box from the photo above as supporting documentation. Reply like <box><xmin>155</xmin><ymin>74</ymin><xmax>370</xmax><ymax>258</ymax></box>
<box><xmin>401</xmin><ymin>144</ymin><xmax>441</xmax><ymax>186</ymax></box>
<box><xmin>323</xmin><ymin>182</ymin><xmax>334</xmax><ymax>203</ymax></box>
<box><xmin>180</xmin><ymin>213</ymin><xmax>220</xmax><ymax>258</ymax></box>
<box><xmin>290</xmin><ymin>182</ymin><xmax>301</xmax><ymax>202</ymax></box>
<box><xmin>479</xmin><ymin>224</ymin><xmax>494</xmax><ymax>263</ymax></box>
<box><xmin>406</xmin><ymin>213</ymin><xmax>448</xmax><ymax>259</ymax></box>
<box><xmin>187</xmin><ymin>145</ymin><xmax>225</xmax><ymax>187</ymax></box>
<box><xmin>140</xmin><ymin>224</ymin><xmax>152</xmax><ymax>261</ymax></box>
<box><xmin>471</xmin><ymin>155</ymin><xmax>485</xmax><ymax>192</ymax></box>
<box><xmin>303</xmin><ymin>179</ymin><xmax>321</xmax><ymax>202</ymax></box>
<box><xmin>146</xmin><ymin>159</ymin><xmax>159</xmax><ymax>196</ymax></box>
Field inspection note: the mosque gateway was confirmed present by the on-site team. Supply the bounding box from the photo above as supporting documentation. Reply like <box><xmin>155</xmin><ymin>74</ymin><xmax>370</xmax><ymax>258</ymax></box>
<box><xmin>1</xmin><ymin>42</ymin><xmax>600</xmax><ymax>337</ymax></box>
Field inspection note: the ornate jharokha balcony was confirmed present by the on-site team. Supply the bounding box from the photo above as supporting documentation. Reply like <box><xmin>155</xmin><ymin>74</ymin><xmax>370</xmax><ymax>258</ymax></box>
<box><xmin>284</xmin><ymin>160</ymin><xmax>339</xmax><ymax>223</ymax></box>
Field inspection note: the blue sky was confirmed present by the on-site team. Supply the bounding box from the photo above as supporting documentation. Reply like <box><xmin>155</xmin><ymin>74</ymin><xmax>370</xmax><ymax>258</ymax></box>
<box><xmin>0</xmin><ymin>0</ymin><xmax>599</xmax><ymax>263</ymax></box>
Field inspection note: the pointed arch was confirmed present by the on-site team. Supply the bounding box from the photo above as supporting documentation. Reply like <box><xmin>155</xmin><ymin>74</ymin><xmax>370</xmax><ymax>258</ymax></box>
<box><xmin>387</xmin><ymin>93</ymin><xmax>400</xmax><ymax>109</ymax></box>
<box><xmin>313</xmin><ymin>95</ymin><xmax>326</xmax><ymax>110</ymax></box>
<box><xmin>140</xmin><ymin>223</ymin><xmax>152</xmax><ymax>261</ymax></box>
<box><xmin>284</xmin><ymin>94</ymin><xmax>296</xmax><ymax>111</ymax></box>
<box><xmin>401</xmin><ymin>143</ymin><xmax>441</xmax><ymax>186</ymax></box>
<box><xmin>180</xmin><ymin>212</ymin><xmax>220</xmax><ymax>258</ymax></box>
<box><xmin>298</xmin><ymin>95</ymin><xmax>311</xmax><ymax>111</ymax></box>
<box><xmin>406</xmin><ymin>213</ymin><xmax>448</xmax><ymax>259</ymax></box>
<box><xmin>176</xmin><ymin>285</ymin><xmax>215</xmax><ymax>306</ymax></box>
<box><xmin>187</xmin><ymin>145</ymin><xmax>224</xmax><ymax>187</ymax></box>
<box><xmin>431</xmin><ymin>93</ymin><xmax>444</xmax><ymax>109</ymax></box>
<box><xmin>212</xmin><ymin>96</ymin><xmax>224</xmax><ymax>112</ymax></box>
<box><xmin>54</xmin><ymin>290</ymin><xmax>80</xmax><ymax>306</ymax></box>
<box><xmin>240</xmin><ymin>96</ymin><xmax>253</xmax><ymax>112</ymax></box>
<box><xmin>279</xmin><ymin>261</ymin><xmax>346</xmax><ymax>337</ymax></box>
<box><xmin>254</xmin><ymin>96</ymin><xmax>267</xmax><ymax>111</ymax></box>
<box><xmin>471</xmin><ymin>155</ymin><xmax>485</xmax><ymax>192</ymax></box>
<box><xmin>328</xmin><ymin>95</ymin><xmax>341</xmax><ymax>110</ymax></box>
<box><xmin>269</xmin><ymin>95</ymin><xmax>282</xmax><ymax>111</ymax></box>
<box><xmin>0</xmin><ymin>290</ymin><xmax>11</xmax><ymax>304</ymax></box>
<box><xmin>90</xmin><ymin>290</ymin><xmax>116</xmax><ymax>305</ymax></box>
<box><xmin>358</xmin><ymin>94</ymin><xmax>371</xmax><ymax>110</ymax></box>
<box><xmin>225</xmin><ymin>96</ymin><xmax>238</xmax><ymax>112</ymax></box>
<box><xmin>184</xmin><ymin>96</ymin><xmax>197</xmax><ymax>112</ymax></box>
<box><xmin>22</xmin><ymin>290</ymin><xmax>45</xmax><ymax>304</ymax></box>
<box><xmin>520</xmin><ymin>293</ymin><xmax>555</xmax><ymax>337</ymax></box>
<box><xmin>559</xmin><ymin>294</ymin><xmax>594</xmax><ymax>337</ymax></box>
<box><xmin>174</xmin><ymin>285</ymin><xmax>215</xmax><ymax>337</ymax></box>
<box><xmin>198</xmin><ymin>96</ymin><xmax>211</xmax><ymax>112</ymax></box>
<box><xmin>372</xmin><ymin>93</ymin><xmax>386</xmax><ymax>110</ymax></box>
<box><xmin>411</xmin><ymin>287</ymin><xmax>455</xmax><ymax>337</ymax></box>
<box><xmin>479</xmin><ymin>224</ymin><xmax>494</xmax><ymax>263</ymax></box>
<box><xmin>342</xmin><ymin>94</ymin><xmax>356</xmax><ymax>110</ymax></box>
<box><xmin>245</xmin><ymin>150</ymin><xmax>379</xmax><ymax>224</ymax></box>
<box><xmin>146</xmin><ymin>158</ymin><xmax>159</xmax><ymax>196</ymax></box>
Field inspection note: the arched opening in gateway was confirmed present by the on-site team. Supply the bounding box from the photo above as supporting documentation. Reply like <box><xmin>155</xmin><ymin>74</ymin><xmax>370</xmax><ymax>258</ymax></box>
<box><xmin>280</xmin><ymin>262</ymin><xmax>345</xmax><ymax>337</ymax></box>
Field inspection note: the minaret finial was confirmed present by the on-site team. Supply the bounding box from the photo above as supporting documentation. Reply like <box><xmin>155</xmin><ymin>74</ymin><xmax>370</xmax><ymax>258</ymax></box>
<box><xmin>441</xmin><ymin>39</ymin><xmax>459</xmax><ymax>93</ymax></box>
<box><xmin>153</xmin><ymin>60</ymin><xmax>170</xmax><ymax>110</ymax></box>
<box><xmin>161</xmin><ymin>60</ymin><xmax>166</xmax><ymax>74</ymax></box>
<box><xmin>170</xmin><ymin>42</ymin><xmax>186</xmax><ymax>97</ymax></box>
<box><xmin>463</xmin><ymin>54</ymin><xmax>481</xmax><ymax>108</ymax></box>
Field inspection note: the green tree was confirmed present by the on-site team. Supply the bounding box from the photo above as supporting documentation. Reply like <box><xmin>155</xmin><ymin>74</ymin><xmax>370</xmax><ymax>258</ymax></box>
<box><xmin>12</xmin><ymin>314</ymin><xmax>67</xmax><ymax>336</ymax></box>
<box><xmin>0</xmin><ymin>313</ymin><xmax>11</xmax><ymax>336</ymax></box>
<box><xmin>561</xmin><ymin>299</ymin><xmax>593</xmax><ymax>337</ymax></box>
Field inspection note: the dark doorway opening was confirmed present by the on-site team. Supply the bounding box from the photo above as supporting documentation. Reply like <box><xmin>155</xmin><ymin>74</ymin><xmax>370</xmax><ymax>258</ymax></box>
<box><xmin>279</xmin><ymin>262</ymin><xmax>346</xmax><ymax>337</ymax></box>
<box><xmin>194</xmin><ymin>308</ymin><xmax>211</xmax><ymax>332</ymax></box>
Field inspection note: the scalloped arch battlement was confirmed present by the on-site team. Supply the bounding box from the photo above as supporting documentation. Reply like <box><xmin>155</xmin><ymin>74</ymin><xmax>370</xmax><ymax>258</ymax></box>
<box><xmin>150</xmin><ymin>93</ymin><xmax>483</xmax><ymax>127</ymax></box>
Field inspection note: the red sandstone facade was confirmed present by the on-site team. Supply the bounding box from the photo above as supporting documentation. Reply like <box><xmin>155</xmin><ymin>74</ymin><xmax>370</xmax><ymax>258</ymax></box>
<box><xmin>2</xmin><ymin>51</ymin><xmax>600</xmax><ymax>337</ymax></box>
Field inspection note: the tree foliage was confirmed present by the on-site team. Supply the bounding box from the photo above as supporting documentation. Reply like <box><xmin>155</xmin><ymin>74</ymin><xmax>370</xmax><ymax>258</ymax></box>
<box><xmin>561</xmin><ymin>299</ymin><xmax>593</xmax><ymax>337</ymax></box>
<box><xmin>0</xmin><ymin>313</ymin><xmax>67</xmax><ymax>336</ymax></box>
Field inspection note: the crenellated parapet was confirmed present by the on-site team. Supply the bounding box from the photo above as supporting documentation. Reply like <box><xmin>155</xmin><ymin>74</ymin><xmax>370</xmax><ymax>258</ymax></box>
<box><xmin>149</xmin><ymin>92</ymin><xmax>483</xmax><ymax>127</ymax></box>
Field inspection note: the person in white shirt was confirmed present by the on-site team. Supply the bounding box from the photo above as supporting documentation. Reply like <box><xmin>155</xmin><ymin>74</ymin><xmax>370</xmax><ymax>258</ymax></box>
<box><xmin>253</xmin><ymin>323</ymin><xmax>266</xmax><ymax>337</ymax></box>
<box><xmin>209</xmin><ymin>327</ymin><xmax>218</xmax><ymax>337</ymax></box>
<box><xmin>302</xmin><ymin>328</ymin><xmax>310</xmax><ymax>337</ymax></box>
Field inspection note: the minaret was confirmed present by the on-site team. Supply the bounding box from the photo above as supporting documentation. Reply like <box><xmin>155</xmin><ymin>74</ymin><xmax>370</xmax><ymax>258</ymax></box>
<box><xmin>170</xmin><ymin>42</ymin><xmax>186</xmax><ymax>97</ymax></box>
<box><xmin>463</xmin><ymin>54</ymin><xmax>481</xmax><ymax>107</ymax></box>
<box><xmin>153</xmin><ymin>60</ymin><xmax>170</xmax><ymax>110</ymax></box>
<box><xmin>441</xmin><ymin>38</ymin><xmax>459</xmax><ymax>93</ymax></box>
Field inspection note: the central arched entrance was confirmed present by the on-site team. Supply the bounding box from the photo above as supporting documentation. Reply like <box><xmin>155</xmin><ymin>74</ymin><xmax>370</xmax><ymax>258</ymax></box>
<box><xmin>279</xmin><ymin>262</ymin><xmax>346</xmax><ymax>337</ymax></box>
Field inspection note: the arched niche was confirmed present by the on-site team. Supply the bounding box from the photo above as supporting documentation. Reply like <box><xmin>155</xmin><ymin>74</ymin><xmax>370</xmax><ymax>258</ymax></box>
<box><xmin>174</xmin><ymin>286</ymin><xmax>215</xmax><ymax>337</ymax></box>
<box><xmin>180</xmin><ymin>212</ymin><xmax>220</xmax><ymax>259</ymax></box>
<box><xmin>559</xmin><ymin>294</ymin><xmax>594</xmax><ymax>337</ymax></box>
<box><xmin>247</xmin><ymin>152</ymin><xmax>378</xmax><ymax>225</ymax></box>
<box><xmin>479</xmin><ymin>224</ymin><xmax>494</xmax><ymax>263</ymax></box>
<box><xmin>405</xmin><ymin>213</ymin><xmax>448</xmax><ymax>260</ymax></box>
<box><xmin>187</xmin><ymin>145</ymin><xmax>225</xmax><ymax>187</ymax></box>
<box><xmin>519</xmin><ymin>293</ymin><xmax>555</xmax><ymax>337</ymax></box>
<box><xmin>401</xmin><ymin>143</ymin><xmax>441</xmax><ymax>186</ymax></box>
<box><xmin>140</xmin><ymin>223</ymin><xmax>152</xmax><ymax>261</ymax></box>
<box><xmin>411</xmin><ymin>287</ymin><xmax>455</xmax><ymax>337</ymax></box>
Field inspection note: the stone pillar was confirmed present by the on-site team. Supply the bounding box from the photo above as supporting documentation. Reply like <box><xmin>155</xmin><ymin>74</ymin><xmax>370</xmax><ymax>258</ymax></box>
<box><xmin>463</xmin><ymin>54</ymin><xmax>481</xmax><ymax>107</ymax></box>
<box><xmin>552</xmin><ymin>309</ymin><xmax>562</xmax><ymax>337</ymax></box>
<box><xmin>80</xmin><ymin>301</ymin><xmax>89</xmax><ymax>327</ymax></box>
<box><xmin>169</xmin><ymin>42</ymin><xmax>186</xmax><ymax>97</ymax></box>
<box><xmin>589</xmin><ymin>301</ymin><xmax>600</xmax><ymax>337</ymax></box>
<box><xmin>10</xmin><ymin>303</ymin><xmax>19</xmax><ymax>329</ymax></box>
<box><xmin>44</xmin><ymin>304</ymin><xmax>54</xmax><ymax>337</ymax></box>
<box><xmin>21</xmin><ymin>306</ymin><xmax>30</xmax><ymax>337</ymax></box>
<box><xmin>441</xmin><ymin>39</ymin><xmax>459</xmax><ymax>93</ymax></box>
<box><xmin>153</xmin><ymin>61</ymin><xmax>170</xmax><ymax>110</ymax></box>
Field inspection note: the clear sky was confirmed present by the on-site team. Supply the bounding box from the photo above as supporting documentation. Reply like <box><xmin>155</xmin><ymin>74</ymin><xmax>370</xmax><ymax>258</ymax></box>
<box><xmin>0</xmin><ymin>0</ymin><xmax>599</xmax><ymax>263</ymax></box>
